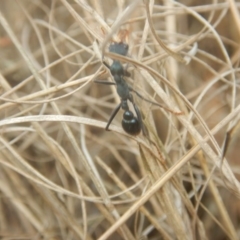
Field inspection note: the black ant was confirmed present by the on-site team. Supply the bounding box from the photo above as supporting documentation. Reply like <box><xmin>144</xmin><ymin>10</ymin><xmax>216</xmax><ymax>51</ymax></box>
<box><xmin>95</xmin><ymin>34</ymin><xmax>181</xmax><ymax>136</ymax></box>
<box><xmin>95</xmin><ymin>41</ymin><xmax>146</xmax><ymax>135</ymax></box>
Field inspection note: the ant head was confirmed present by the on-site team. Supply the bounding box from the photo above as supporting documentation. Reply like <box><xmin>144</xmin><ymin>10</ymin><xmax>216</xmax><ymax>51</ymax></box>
<box><xmin>109</xmin><ymin>42</ymin><xmax>129</xmax><ymax>56</ymax></box>
<box><xmin>107</xmin><ymin>29</ymin><xmax>129</xmax><ymax>56</ymax></box>
<box><xmin>117</xmin><ymin>29</ymin><xmax>129</xmax><ymax>43</ymax></box>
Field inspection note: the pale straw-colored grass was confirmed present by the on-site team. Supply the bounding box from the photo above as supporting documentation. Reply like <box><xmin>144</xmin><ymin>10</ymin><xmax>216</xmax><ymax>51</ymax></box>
<box><xmin>0</xmin><ymin>0</ymin><xmax>240</xmax><ymax>239</ymax></box>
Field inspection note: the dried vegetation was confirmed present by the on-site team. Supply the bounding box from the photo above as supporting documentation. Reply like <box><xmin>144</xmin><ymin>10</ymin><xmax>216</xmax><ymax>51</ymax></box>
<box><xmin>0</xmin><ymin>0</ymin><xmax>240</xmax><ymax>239</ymax></box>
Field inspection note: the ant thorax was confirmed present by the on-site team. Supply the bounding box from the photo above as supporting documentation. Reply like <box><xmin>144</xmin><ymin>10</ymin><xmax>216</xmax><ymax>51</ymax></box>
<box><xmin>110</xmin><ymin>61</ymin><xmax>125</xmax><ymax>77</ymax></box>
<box><xmin>114</xmin><ymin>75</ymin><xmax>130</xmax><ymax>100</ymax></box>
<box><xmin>109</xmin><ymin>42</ymin><xmax>129</xmax><ymax>56</ymax></box>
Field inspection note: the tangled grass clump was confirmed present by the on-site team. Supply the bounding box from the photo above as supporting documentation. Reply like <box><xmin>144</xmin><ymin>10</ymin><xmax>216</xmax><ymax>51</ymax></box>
<box><xmin>0</xmin><ymin>1</ymin><xmax>240</xmax><ymax>239</ymax></box>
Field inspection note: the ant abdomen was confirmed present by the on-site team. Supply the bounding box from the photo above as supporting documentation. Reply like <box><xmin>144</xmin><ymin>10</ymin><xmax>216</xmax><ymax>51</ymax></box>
<box><xmin>122</xmin><ymin>110</ymin><xmax>141</xmax><ymax>135</ymax></box>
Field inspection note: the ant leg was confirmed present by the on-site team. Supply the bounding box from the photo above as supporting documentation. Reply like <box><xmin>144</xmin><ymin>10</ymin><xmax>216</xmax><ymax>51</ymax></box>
<box><xmin>133</xmin><ymin>103</ymin><xmax>148</xmax><ymax>136</ymax></box>
<box><xmin>106</xmin><ymin>102</ymin><xmax>122</xmax><ymax>131</ymax></box>
<box><xmin>220</xmin><ymin>122</ymin><xmax>240</xmax><ymax>163</ymax></box>
<box><xmin>129</xmin><ymin>87</ymin><xmax>182</xmax><ymax>115</ymax></box>
<box><xmin>124</xmin><ymin>69</ymin><xmax>131</xmax><ymax>77</ymax></box>
<box><xmin>123</xmin><ymin>63</ymin><xmax>131</xmax><ymax>77</ymax></box>
<box><xmin>94</xmin><ymin>80</ymin><xmax>116</xmax><ymax>85</ymax></box>
<box><xmin>103</xmin><ymin>61</ymin><xmax>111</xmax><ymax>70</ymax></box>
<box><xmin>128</xmin><ymin>94</ymin><xmax>148</xmax><ymax>136</ymax></box>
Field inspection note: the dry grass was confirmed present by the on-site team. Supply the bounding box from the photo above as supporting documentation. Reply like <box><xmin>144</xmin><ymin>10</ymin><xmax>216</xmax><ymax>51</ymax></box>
<box><xmin>0</xmin><ymin>0</ymin><xmax>240</xmax><ymax>239</ymax></box>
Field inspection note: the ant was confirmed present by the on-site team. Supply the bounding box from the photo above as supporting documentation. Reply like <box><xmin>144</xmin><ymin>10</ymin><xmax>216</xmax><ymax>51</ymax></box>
<box><xmin>95</xmin><ymin>32</ymin><xmax>181</xmax><ymax>136</ymax></box>
<box><xmin>95</xmin><ymin>41</ymin><xmax>144</xmax><ymax>135</ymax></box>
